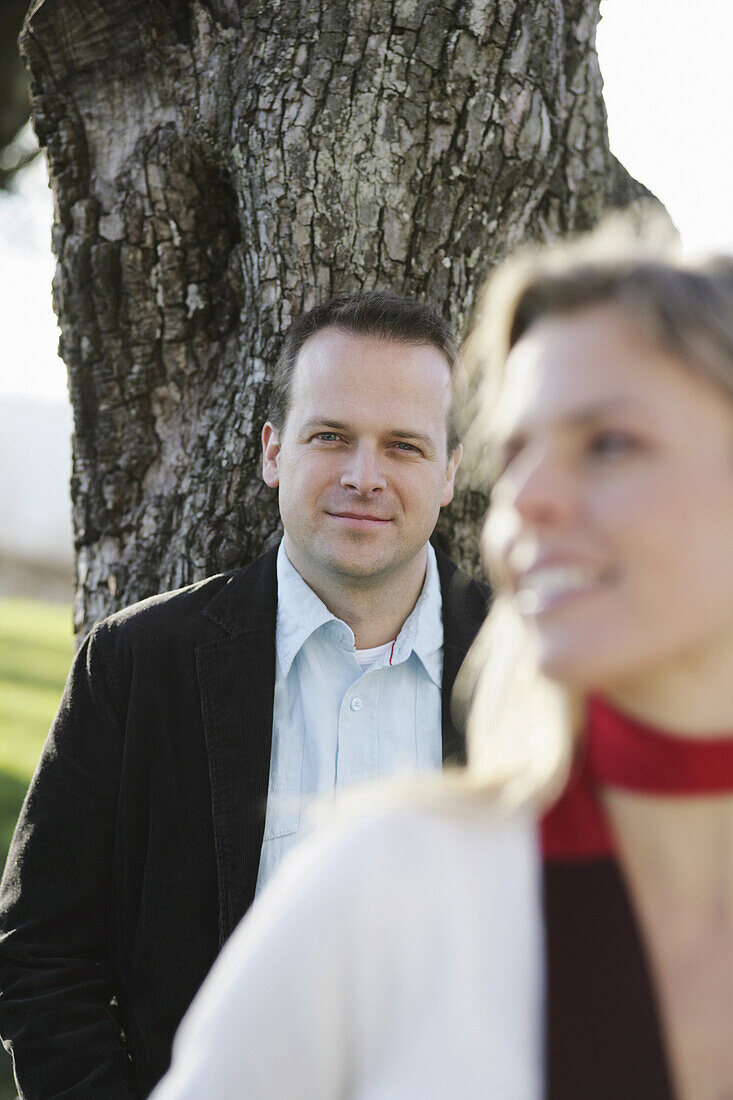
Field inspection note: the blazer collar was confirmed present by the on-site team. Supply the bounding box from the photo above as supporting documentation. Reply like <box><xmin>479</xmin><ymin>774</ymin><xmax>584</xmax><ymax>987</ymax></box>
<box><xmin>435</xmin><ymin>544</ymin><xmax>489</xmax><ymax>765</ymax></box>
<box><xmin>202</xmin><ymin>543</ymin><xmax>486</xmax><ymax>644</ymax></box>
<box><xmin>202</xmin><ymin>546</ymin><xmax>279</xmax><ymax>636</ymax></box>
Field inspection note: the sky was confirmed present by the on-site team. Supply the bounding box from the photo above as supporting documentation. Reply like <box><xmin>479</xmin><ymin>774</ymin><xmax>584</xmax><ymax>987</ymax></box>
<box><xmin>0</xmin><ymin>0</ymin><xmax>731</xmax><ymax>403</ymax></box>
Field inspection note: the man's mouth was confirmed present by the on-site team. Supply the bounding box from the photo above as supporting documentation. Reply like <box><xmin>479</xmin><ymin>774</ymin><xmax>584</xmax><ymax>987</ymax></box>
<box><xmin>327</xmin><ymin>511</ymin><xmax>392</xmax><ymax>527</ymax></box>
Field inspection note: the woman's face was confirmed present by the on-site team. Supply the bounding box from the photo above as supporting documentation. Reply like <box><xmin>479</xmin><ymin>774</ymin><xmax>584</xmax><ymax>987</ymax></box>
<box><xmin>483</xmin><ymin>302</ymin><xmax>733</xmax><ymax>692</ymax></box>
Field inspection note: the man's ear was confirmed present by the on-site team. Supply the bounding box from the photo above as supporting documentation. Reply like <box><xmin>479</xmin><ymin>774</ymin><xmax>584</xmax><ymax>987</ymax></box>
<box><xmin>440</xmin><ymin>443</ymin><xmax>463</xmax><ymax>507</ymax></box>
<box><xmin>261</xmin><ymin>422</ymin><xmax>282</xmax><ymax>488</ymax></box>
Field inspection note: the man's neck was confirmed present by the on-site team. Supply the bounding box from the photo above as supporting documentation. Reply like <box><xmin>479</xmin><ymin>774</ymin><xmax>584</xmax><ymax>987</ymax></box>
<box><xmin>328</xmin><ymin>585</ymin><xmax>423</xmax><ymax>649</ymax></box>
<box><xmin>284</xmin><ymin>541</ymin><xmax>429</xmax><ymax>649</ymax></box>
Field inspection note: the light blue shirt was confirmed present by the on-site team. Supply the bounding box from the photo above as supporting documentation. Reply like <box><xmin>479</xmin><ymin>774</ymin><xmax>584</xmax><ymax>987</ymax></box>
<box><xmin>255</xmin><ymin>542</ymin><xmax>444</xmax><ymax>894</ymax></box>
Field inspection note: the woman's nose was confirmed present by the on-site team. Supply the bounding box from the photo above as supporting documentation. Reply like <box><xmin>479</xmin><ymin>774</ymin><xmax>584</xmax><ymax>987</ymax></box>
<box><xmin>494</xmin><ymin>451</ymin><xmax>577</xmax><ymax>528</ymax></box>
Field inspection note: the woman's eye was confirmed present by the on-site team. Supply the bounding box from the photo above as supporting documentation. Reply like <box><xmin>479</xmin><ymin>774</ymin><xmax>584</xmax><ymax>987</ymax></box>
<box><xmin>588</xmin><ymin>431</ymin><xmax>639</xmax><ymax>458</ymax></box>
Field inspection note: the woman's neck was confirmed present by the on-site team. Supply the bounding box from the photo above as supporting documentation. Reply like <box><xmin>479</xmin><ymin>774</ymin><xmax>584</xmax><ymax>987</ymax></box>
<box><xmin>602</xmin><ymin>632</ymin><xmax>733</xmax><ymax>738</ymax></box>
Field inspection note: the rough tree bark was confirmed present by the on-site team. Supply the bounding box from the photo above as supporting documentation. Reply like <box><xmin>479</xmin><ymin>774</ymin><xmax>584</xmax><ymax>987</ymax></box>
<box><xmin>21</xmin><ymin>0</ymin><xmax>651</xmax><ymax>635</ymax></box>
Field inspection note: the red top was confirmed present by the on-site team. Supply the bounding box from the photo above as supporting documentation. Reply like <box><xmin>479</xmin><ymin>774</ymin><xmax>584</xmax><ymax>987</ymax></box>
<box><xmin>541</xmin><ymin>696</ymin><xmax>733</xmax><ymax>861</ymax></box>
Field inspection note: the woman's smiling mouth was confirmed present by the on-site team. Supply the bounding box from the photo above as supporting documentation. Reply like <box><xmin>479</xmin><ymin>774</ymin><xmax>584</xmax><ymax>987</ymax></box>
<box><xmin>513</xmin><ymin>564</ymin><xmax>614</xmax><ymax>615</ymax></box>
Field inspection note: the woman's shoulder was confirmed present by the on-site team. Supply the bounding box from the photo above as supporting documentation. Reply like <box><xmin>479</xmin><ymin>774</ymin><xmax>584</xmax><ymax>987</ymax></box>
<box><xmin>305</xmin><ymin>793</ymin><xmax>530</xmax><ymax>855</ymax></box>
<box><xmin>262</xmin><ymin>797</ymin><xmax>540</xmax><ymax>931</ymax></box>
<box><xmin>331</xmin><ymin>799</ymin><xmax>537</xmax><ymax>871</ymax></box>
<box><xmin>268</xmin><ymin>798</ymin><xmax>544</xmax><ymax>1084</ymax></box>
<box><xmin>187</xmin><ymin>796</ymin><xmax>544</xmax><ymax>1100</ymax></box>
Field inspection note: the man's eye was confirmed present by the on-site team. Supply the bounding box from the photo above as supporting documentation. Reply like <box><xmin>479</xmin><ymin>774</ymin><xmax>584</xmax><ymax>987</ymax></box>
<box><xmin>314</xmin><ymin>432</ymin><xmax>342</xmax><ymax>442</ymax></box>
<box><xmin>393</xmin><ymin>442</ymin><xmax>421</xmax><ymax>453</ymax></box>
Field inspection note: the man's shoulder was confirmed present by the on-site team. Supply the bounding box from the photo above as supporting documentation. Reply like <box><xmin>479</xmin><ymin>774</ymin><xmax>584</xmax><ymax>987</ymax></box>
<box><xmin>89</xmin><ymin>547</ymin><xmax>279</xmax><ymax>650</ymax></box>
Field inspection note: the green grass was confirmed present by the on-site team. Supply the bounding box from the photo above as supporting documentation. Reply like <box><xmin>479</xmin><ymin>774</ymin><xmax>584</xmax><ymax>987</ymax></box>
<box><xmin>0</xmin><ymin>598</ymin><xmax>74</xmax><ymax>1100</ymax></box>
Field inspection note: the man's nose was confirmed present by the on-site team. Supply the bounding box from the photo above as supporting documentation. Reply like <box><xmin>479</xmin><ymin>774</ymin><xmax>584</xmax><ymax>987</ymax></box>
<box><xmin>340</xmin><ymin>444</ymin><xmax>388</xmax><ymax>494</ymax></box>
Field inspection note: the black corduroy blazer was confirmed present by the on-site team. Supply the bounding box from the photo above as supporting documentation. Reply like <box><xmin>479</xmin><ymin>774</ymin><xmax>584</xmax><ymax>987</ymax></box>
<box><xmin>0</xmin><ymin>546</ymin><xmax>488</xmax><ymax>1099</ymax></box>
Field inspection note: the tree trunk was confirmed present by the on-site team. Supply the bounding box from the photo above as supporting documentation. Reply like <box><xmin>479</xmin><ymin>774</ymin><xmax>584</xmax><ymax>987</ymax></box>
<box><xmin>21</xmin><ymin>0</ymin><xmax>652</xmax><ymax>634</ymax></box>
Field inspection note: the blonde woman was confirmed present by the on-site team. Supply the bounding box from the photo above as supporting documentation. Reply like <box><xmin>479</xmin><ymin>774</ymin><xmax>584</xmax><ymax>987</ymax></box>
<box><xmin>153</xmin><ymin>236</ymin><xmax>733</xmax><ymax>1100</ymax></box>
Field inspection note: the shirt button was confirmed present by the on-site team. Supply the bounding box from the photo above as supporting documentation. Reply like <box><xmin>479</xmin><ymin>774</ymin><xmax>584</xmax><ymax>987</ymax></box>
<box><xmin>349</xmin><ymin>696</ymin><xmax>364</xmax><ymax>712</ymax></box>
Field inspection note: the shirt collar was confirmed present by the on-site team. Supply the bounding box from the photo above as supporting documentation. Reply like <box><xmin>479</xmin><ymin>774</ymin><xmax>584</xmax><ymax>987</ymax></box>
<box><xmin>275</xmin><ymin>541</ymin><xmax>443</xmax><ymax>685</ymax></box>
<box><xmin>389</xmin><ymin>542</ymin><xmax>443</xmax><ymax>687</ymax></box>
<box><xmin>276</xmin><ymin>543</ymin><xmax>340</xmax><ymax>676</ymax></box>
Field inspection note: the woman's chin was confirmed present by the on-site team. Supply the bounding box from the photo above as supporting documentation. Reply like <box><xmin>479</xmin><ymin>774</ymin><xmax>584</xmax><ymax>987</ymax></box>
<box><xmin>535</xmin><ymin>640</ymin><xmax>621</xmax><ymax>693</ymax></box>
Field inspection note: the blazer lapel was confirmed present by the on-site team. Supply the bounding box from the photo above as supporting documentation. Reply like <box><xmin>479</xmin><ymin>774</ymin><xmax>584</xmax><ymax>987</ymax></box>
<box><xmin>435</xmin><ymin>546</ymin><xmax>489</xmax><ymax>766</ymax></box>
<box><xmin>196</xmin><ymin>550</ymin><xmax>278</xmax><ymax>946</ymax></box>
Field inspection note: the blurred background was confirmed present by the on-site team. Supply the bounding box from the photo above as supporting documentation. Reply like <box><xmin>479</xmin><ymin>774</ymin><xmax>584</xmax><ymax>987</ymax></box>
<box><xmin>0</xmin><ymin>0</ymin><xmax>731</xmax><ymax>1094</ymax></box>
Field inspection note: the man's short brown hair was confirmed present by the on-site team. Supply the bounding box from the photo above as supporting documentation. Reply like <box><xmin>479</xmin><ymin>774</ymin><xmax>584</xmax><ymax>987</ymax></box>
<box><xmin>269</xmin><ymin>290</ymin><xmax>461</xmax><ymax>453</ymax></box>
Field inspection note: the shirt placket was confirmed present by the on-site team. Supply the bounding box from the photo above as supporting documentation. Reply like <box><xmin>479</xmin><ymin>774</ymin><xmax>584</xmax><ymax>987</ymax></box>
<box><xmin>335</xmin><ymin>673</ymin><xmax>379</xmax><ymax>788</ymax></box>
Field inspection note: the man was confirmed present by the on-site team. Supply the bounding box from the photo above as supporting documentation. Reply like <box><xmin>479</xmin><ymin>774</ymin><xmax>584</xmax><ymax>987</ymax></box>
<box><xmin>0</xmin><ymin>291</ymin><xmax>488</xmax><ymax>1098</ymax></box>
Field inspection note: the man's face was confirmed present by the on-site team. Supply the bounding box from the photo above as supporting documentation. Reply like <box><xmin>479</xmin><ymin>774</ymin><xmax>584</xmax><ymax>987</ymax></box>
<box><xmin>262</xmin><ymin>327</ymin><xmax>461</xmax><ymax>596</ymax></box>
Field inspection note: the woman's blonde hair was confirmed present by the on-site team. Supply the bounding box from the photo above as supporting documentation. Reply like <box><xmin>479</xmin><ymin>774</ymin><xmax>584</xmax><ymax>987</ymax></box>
<box><xmin>319</xmin><ymin>214</ymin><xmax>733</xmax><ymax>824</ymax></box>
<box><xmin>454</xmin><ymin>212</ymin><xmax>733</xmax><ymax>809</ymax></box>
